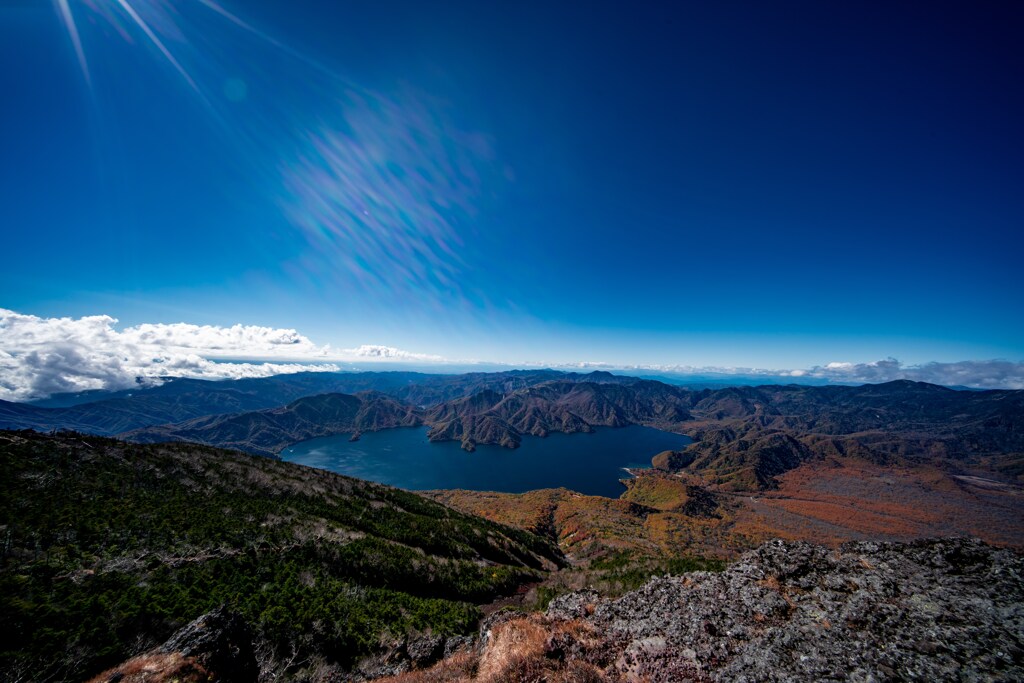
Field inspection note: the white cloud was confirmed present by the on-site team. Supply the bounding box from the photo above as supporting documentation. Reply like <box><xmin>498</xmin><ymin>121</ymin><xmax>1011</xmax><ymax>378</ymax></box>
<box><xmin>2</xmin><ymin>308</ymin><xmax>1021</xmax><ymax>401</ymax></box>
<box><xmin>528</xmin><ymin>360</ymin><xmax>613</xmax><ymax>370</ymax></box>
<box><xmin>546</xmin><ymin>358</ymin><xmax>1024</xmax><ymax>390</ymax></box>
<box><xmin>0</xmin><ymin>309</ymin><xmax>444</xmax><ymax>401</ymax></box>
<box><xmin>801</xmin><ymin>358</ymin><xmax>1024</xmax><ymax>389</ymax></box>
<box><xmin>343</xmin><ymin>344</ymin><xmax>444</xmax><ymax>362</ymax></box>
<box><xmin>121</xmin><ymin>322</ymin><xmax>326</xmax><ymax>357</ymax></box>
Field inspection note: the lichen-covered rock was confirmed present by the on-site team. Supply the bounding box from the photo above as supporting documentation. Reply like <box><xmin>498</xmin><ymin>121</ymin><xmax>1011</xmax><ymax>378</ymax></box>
<box><xmin>442</xmin><ymin>634</ymin><xmax>474</xmax><ymax>658</ymax></box>
<box><xmin>356</xmin><ymin>639</ymin><xmax>411</xmax><ymax>680</ymax></box>
<box><xmin>551</xmin><ymin>537</ymin><xmax>1024</xmax><ymax>682</ymax></box>
<box><xmin>546</xmin><ymin>589</ymin><xmax>602</xmax><ymax>621</ymax></box>
<box><xmin>354</xmin><ymin>632</ymin><xmax>475</xmax><ymax>680</ymax></box>
<box><xmin>406</xmin><ymin>634</ymin><xmax>445</xmax><ymax>667</ymax></box>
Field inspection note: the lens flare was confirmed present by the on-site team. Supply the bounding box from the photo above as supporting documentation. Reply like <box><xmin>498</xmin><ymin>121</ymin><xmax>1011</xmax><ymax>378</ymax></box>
<box><xmin>55</xmin><ymin>0</ymin><xmax>90</xmax><ymax>85</ymax></box>
<box><xmin>56</xmin><ymin>0</ymin><xmax>203</xmax><ymax>93</ymax></box>
<box><xmin>112</xmin><ymin>0</ymin><xmax>200</xmax><ymax>93</ymax></box>
<box><xmin>281</xmin><ymin>89</ymin><xmax>499</xmax><ymax>315</ymax></box>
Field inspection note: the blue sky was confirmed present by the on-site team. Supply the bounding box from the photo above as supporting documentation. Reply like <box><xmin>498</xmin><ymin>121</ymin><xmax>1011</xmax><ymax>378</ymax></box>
<box><xmin>1</xmin><ymin>0</ymin><xmax>1022</xmax><ymax>379</ymax></box>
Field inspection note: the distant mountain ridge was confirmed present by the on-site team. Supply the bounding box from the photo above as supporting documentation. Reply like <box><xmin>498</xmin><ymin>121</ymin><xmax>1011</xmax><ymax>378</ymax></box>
<box><xmin>113</xmin><ymin>377</ymin><xmax>696</xmax><ymax>456</ymax></box>
<box><xmin>123</xmin><ymin>392</ymin><xmax>421</xmax><ymax>456</ymax></box>
<box><xmin>424</xmin><ymin>379</ymin><xmax>692</xmax><ymax>451</ymax></box>
<box><xmin>114</xmin><ymin>377</ymin><xmax>1024</xmax><ymax>496</ymax></box>
<box><xmin>1</xmin><ymin>369</ymin><xmax>611</xmax><ymax>434</ymax></box>
<box><xmin>3</xmin><ymin>372</ymin><xmax>1023</xmax><ymax>493</ymax></box>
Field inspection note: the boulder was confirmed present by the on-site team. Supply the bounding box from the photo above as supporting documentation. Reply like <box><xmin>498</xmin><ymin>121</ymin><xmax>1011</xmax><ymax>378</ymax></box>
<box><xmin>159</xmin><ymin>606</ymin><xmax>258</xmax><ymax>682</ymax></box>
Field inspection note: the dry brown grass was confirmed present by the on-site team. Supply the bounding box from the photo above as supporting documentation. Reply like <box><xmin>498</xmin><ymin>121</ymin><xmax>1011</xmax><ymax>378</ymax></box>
<box><xmin>476</xmin><ymin>618</ymin><xmax>549</xmax><ymax>681</ymax></box>
<box><xmin>85</xmin><ymin>652</ymin><xmax>209</xmax><ymax>683</ymax></box>
<box><xmin>381</xmin><ymin>651</ymin><xmax>477</xmax><ymax>683</ymax></box>
<box><xmin>379</xmin><ymin>617</ymin><xmax>609</xmax><ymax>683</ymax></box>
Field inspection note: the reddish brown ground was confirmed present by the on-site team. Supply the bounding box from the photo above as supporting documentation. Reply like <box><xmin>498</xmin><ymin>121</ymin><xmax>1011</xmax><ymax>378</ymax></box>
<box><xmin>433</xmin><ymin>457</ymin><xmax>1024</xmax><ymax>561</ymax></box>
<box><xmin>729</xmin><ymin>458</ymin><xmax>1024</xmax><ymax>547</ymax></box>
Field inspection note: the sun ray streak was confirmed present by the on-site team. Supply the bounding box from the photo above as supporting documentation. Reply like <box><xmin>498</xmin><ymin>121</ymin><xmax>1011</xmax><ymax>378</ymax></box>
<box><xmin>193</xmin><ymin>0</ymin><xmax>340</xmax><ymax>81</ymax></box>
<box><xmin>55</xmin><ymin>0</ymin><xmax>90</xmax><ymax>86</ymax></box>
<box><xmin>113</xmin><ymin>0</ymin><xmax>201</xmax><ymax>93</ymax></box>
<box><xmin>193</xmin><ymin>0</ymin><xmax>280</xmax><ymax>47</ymax></box>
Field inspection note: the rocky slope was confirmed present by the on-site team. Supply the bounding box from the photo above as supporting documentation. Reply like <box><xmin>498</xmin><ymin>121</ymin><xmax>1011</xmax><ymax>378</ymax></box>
<box><xmin>380</xmin><ymin>537</ymin><xmax>1024</xmax><ymax>682</ymax></box>
<box><xmin>677</xmin><ymin>380</ymin><xmax>1024</xmax><ymax>489</ymax></box>
<box><xmin>424</xmin><ymin>380</ymin><xmax>692</xmax><ymax>451</ymax></box>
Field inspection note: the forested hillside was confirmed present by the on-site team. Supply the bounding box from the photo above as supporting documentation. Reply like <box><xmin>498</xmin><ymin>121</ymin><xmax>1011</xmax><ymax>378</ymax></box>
<box><xmin>0</xmin><ymin>430</ymin><xmax>563</xmax><ymax>681</ymax></box>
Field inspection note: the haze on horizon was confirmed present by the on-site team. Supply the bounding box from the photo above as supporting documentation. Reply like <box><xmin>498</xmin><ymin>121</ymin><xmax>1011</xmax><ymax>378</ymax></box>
<box><xmin>1</xmin><ymin>1</ymin><xmax>1022</xmax><ymax>398</ymax></box>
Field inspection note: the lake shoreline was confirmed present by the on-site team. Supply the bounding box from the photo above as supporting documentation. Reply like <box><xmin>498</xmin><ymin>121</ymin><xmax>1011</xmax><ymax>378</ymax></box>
<box><xmin>282</xmin><ymin>424</ymin><xmax>692</xmax><ymax>498</ymax></box>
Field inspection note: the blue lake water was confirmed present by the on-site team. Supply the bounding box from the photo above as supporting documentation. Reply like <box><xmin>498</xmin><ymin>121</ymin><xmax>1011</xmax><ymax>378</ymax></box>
<box><xmin>281</xmin><ymin>425</ymin><xmax>692</xmax><ymax>497</ymax></box>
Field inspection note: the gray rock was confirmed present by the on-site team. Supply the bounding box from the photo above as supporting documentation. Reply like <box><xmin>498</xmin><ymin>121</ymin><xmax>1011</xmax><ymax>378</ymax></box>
<box><xmin>549</xmin><ymin>538</ymin><xmax>1024</xmax><ymax>682</ymax></box>
<box><xmin>546</xmin><ymin>589</ymin><xmax>601</xmax><ymax>620</ymax></box>
<box><xmin>443</xmin><ymin>635</ymin><xmax>474</xmax><ymax>658</ymax></box>
<box><xmin>159</xmin><ymin>606</ymin><xmax>258</xmax><ymax>682</ymax></box>
<box><xmin>356</xmin><ymin>639</ymin><xmax>410</xmax><ymax>680</ymax></box>
<box><xmin>406</xmin><ymin>634</ymin><xmax>444</xmax><ymax>667</ymax></box>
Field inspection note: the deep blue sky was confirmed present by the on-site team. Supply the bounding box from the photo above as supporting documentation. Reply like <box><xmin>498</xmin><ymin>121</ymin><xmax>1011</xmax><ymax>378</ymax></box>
<box><xmin>2</xmin><ymin>0</ymin><xmax>1022</xmax><ymax>368</ymax></box>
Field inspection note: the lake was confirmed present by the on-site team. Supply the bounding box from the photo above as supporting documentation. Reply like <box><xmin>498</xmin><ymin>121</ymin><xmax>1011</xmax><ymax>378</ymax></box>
<box><xmin>281</xmin><ymin>425</ymin><xmax>692</xmax><ymax>497</ymax></box>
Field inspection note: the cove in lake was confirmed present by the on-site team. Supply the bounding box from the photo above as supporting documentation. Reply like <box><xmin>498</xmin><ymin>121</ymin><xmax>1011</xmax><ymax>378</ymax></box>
<box><xmin>282</xmin><ymin>425</ymin><xmax>692</xmax><ymax>497</ymax></box>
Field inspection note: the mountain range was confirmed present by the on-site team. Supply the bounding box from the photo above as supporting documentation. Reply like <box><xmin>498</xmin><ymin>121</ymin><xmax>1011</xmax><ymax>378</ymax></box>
<box><xmin>124</xmin><ymin>392</ymin><xmax>422</xmax><ymax>456</ymax></box>
<box><xmin>4</xmin><ymin>371</ymin><xmax>1020</xmax><ymax>493</ymax></box>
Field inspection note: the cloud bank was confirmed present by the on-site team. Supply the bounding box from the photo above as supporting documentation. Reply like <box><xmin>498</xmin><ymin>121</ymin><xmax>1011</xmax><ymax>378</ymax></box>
<box><xmin>2</xmin><ymin>308</ymin><xmax>1021</xmax><ymax>401</ymax></box>
<box><xmin>345</xmin><ymin>345</ymin><xmax>444</xmax><ymax>362</ymax></box>
<box><xmin>614</xmin><ymin>358</ymin><xmax>1024</xmax><ymax>390</ymax></box>
<box><xmin>0</xmin><ymin>309</ymin><xmax>440</xmax><ymax>401</ymax></box>
<box><xmin>797</xmin><ymin>358</ymin><xmax>1024</xmax><ymax>389</ymax></box>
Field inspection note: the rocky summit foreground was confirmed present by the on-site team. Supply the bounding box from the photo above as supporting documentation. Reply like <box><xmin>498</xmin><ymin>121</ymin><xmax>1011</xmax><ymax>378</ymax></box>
<box><xmin>388</xmin><ymin>537</ymin><xmax>1023</xmax><ymax>682</ymax></box>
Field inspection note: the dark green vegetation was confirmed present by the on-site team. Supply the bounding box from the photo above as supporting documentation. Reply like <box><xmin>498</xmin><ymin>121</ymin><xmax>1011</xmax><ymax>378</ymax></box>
<box><xmin>0</xmin><ymin>430</ymin><xmax>563</xmax><ymax>681</ymax></box>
